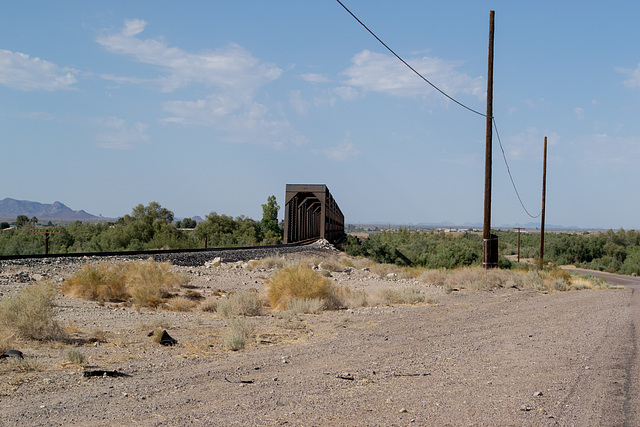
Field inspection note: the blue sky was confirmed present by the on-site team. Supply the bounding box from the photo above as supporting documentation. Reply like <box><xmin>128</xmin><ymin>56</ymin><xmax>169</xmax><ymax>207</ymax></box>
<box><xmin>1</xmin><ymin>1</ymin><xmax>639</xmax><ymax>229</ymax></box>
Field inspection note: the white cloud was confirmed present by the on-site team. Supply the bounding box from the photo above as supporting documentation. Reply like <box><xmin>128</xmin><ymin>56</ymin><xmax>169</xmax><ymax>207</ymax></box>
<box><xmin>98</xmin><ymin>19</ymin><xmax>306</xmax><ymax>149</ymax></box>
<box><xmin>574</xmin><ymin>107</ymin><xmax>584</xmax><ymax>119</ymax></box>
<box><xmin>314</xmin><ymin>133</ymin><xmax>360</xmax><ymax>162</ymax></box>
<box><xmin>96</xmin><ymin>19</ymin><xmax>281</xmax><ymax>93</ymax></box>
<box><xmin>342</xmin><ymin>49</ymin><xmax>484</xmax><ymax>100</ymax></box>
<box><xmin>617</xmin><ymin>63</ymin><xmax>640</xmax><ymax>89</ymax></box>
<box><xmin>333</xmin><ymin>86</ymin><xmax>359</xmax><ymax>101</ymax></box>
<box><xmin>93</xmin><ymin>116</ymin><xmax>149</xmax><ymax>149</ymax></box>
<box><xmin>0</xmin><ymin>49</ymin><xmax>77</xmax><ymax>91</ymax></box>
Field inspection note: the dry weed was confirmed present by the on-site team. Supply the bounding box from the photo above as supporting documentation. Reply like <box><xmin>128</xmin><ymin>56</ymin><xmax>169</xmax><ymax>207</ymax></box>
<box><xmin>216</xmin><ymin>290</ymin><xmax>262</xmax><ymax>318</ymax></box>
<box><xmin>222</xmin><ymin>317</ymin><xmax>254</xmax><ymax>351</ymax></box>
<box><xmin>285</xmin><ymin>298</ymin><xmax>324</xmax><ymax>314</ymax></box>
<box><xmin>0</xmin><ymin>283</ymin><xmax>64</xmax><ymax>341</ymax></box>
<box><xmin>64</xmin><ymin>348</ymin><xmax>86</xmax><ymax>365</ymax></box>
<box><xmin>166</xmin><ymin>297</ymin><xmax>197</xmax><ymax>312</ymax></box>
<box><xmin>373</xmin><ymin>287</ymin><xmax>432</xmax><ymax>306</ymax></box>
<box><xmin>61</xmin><ymin>262</ymin><xmax>128</xmax><ymax>302</ymax></box>
<box><xmin>266</xmin><ymin>264</ymin><xmax>344</xmax><ymax>310</ymax></box>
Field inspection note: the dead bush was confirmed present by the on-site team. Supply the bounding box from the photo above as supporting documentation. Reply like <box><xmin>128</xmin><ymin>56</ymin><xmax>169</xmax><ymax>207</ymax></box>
<box><xmin>166</xmin><ymin>297</ymin><xmax>197</xmax><ymax>312</ymax></box>
<box><xmin>373</xmin><ymin>287</ymin><xmax>433</xmax><ymax>306</ymax></box>
<box><xmin>216</xmin><ymin>290</ymin><xmax>262</xmax><ymax>318</ymax></box>
<box><xmin>285</xmin><ymin>297</ymin><xmax>324</xmax><ymax>314</ymax></box>
<box><xmin>222</xmin><ymin>317</ymin><xmax>254</xmax><ymax>351</ymax></box>
<box><xmin>63</xmin><ymin>259</ymin><xmax>188</xmax><ymax>310</ymax></box>
<box><xmin>0</xmin><ymin>283</ymin><xmax>64</xmax><ymax>341</ymax></box>
<box><xmin>265</xmin><ymin>264</ymin><xmax>344</xmax><ymax>310</ymax></box>
<box><xmin>61</xmin><ymin>262</ymin><xmax>127</xmax><ymax>302</ymax></box>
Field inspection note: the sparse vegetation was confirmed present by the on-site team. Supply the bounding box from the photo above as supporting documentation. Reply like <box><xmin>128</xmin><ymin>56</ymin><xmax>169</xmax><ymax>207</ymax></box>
<box><xmin>216</xmin><ymin>290</ymin><xmax>262</xmax><ymax>318</ymax></box>
<box><xmin>0</xmin><ymin>283</ymin><xmax>64</xmax><ymax>341</ymax></box>
<box><xmin>222</xmin><ymin>317</ymin><xmax>254</xmax><ymax>351</ymax></box>
<box><xmin>62</xmin><ymin>259</ymin><xmax>188</xmax><ymax>309</ymax></box>
<box><xmin>265</xmin><ymin>264</ymin><xmax>344</xmax><ymax>311</ymax></box>
<box><xmin>64</xmin><ymin>348</ymin><xmax>86</xmax><ymax>365</ymax></box>
<box><xmin>373</xmin><ymin>287</ymin><xmax>434</xmax><ymax>306</ymax></box>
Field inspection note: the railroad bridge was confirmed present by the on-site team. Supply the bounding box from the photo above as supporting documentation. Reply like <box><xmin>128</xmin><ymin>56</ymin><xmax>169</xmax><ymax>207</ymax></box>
<box><xmin>283</xmin><ymin>184</ymin><xmax>345</xmax><ymax>244</ymax></box>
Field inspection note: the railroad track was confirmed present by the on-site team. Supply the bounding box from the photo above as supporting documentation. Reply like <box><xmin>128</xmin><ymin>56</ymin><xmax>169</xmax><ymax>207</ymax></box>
<box><xmin>0</xmin><ymin>238</ymin><xmax>331</xmax><ymax>267</ymax></box>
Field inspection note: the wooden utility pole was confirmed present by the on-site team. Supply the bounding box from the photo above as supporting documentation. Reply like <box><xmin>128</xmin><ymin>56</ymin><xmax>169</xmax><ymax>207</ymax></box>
<box><xmin>513</xmin><ymin>227</ymin><xmax>524</xmax><ymax>263</ymax></box>
<box><xmin>483</xmin><ymin>10</ymin><xmax>496</xmax><ymax>269</ymax></box>
<box><xmin>539</xmin><ymin>136</ymin><xmax>548</xmax><ymax>269</ymax></box>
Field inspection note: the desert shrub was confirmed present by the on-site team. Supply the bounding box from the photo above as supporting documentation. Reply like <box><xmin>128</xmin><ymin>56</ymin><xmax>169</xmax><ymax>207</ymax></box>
<box><xmin>419</xmin><ymin>269</ymin><xmax>448</xmax><ymax>286</ymax></box>
<box><xmin>342</xmin><ymin>289</ymin><xmax>369</xmax><ymax>309</ymax></box>
<box><xmin>216</xmin><ymin>290</ymin><xmax>262</xmax><ymax>318</ymax></box>
<box><xmin>285</xmin><ymin>297</ymin><xmax>324</xmax><ymax>314</ymax></box>
<box><xmin>61</xmin><ymin>262</ymin><xmax>128</xmax><ymax>302</ymax></box>
<box><xmin>200</xmin><ymin>297</ymin><xmax>218</xmax><ymax>313</ymax></box>
<box><xmin>64</xmin><ymin>348</ymin><xmax>86</xmax><ymax>365</ymax></box>
<box><xmin>259</xmin><ymin>256</ymin><xmax>288</xmax><ymax>270</ymax></box>
<box><xmin>0</xmin><ymin>283</ymin><xmax>64</xmax><ymax>341</ymax></box>
<box><xmin>373</xmin><ymin>287</ymin><xmax>431</xmax><ymax>305</ymax></box>
<box><xmin>266</xmin><ymin>264</ymin><xmax>344</xmax><ymax>310</ymax></box>
<box><xmin>222</xmin><ymin>317</ymin><xmax>254</xmax><ymax>351</ymax></box>
<box><xmin>166</xmin><ymin>297</ymin><xmax>197</xmax><ymax>312</ymax></box>
<box><xmin>318</xmin><ymin>260</ymin><xmax>344</xmax><ymax>272</ymax></box>
<box><xmin>63</xmin><ymin>259</ymin><xmax>188</xmax><ymax>310</ymax></box>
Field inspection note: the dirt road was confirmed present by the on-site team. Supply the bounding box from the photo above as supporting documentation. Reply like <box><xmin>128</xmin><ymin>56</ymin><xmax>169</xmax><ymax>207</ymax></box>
<box><xmin>1</xmin><ymin>259</ymin><xmax>640</xmax><ymax>426</ymax></box>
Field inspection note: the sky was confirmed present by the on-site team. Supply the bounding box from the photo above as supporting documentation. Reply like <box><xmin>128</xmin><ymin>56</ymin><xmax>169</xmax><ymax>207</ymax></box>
<box><xmin>1</xmin><ymin>1</ymin><xmax>639</xmax><ymax>229</ymax></box>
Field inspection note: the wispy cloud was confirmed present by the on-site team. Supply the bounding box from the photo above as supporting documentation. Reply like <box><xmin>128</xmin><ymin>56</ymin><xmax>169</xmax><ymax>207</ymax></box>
<box><xmin>617</xmin><ymin>63</ymin><xmax>640</xmax><ymax>89</ymax></box>
<box><xmin>93</xmin><ymin>116</ymin><xmax>149</xmax><ymax>149</ymax></box>
<box><xmin>314</xmin><ymin>133</ymin><xmax>360</xmax><ymax>162</ymax></box>
<box><xmin>341</xmin><ymin>50</ymin><xmax>484</xmax><ymax>100</ymax></box>
<box><xmin>96</xmin><ymin>19</ymin><xmax>281</xmax><ymax>93</ymax></box>
<box><xmin>98</xmin><ymin>19</ymin><xmax>307</xmax><ymax>148</ymax></box>
<box><xmin>0</xmin><ymin>49</ymin><xmax>77</xmax><ymax>91</ymax></box>
<box><xmin>570</xmin><ymin>133</ymin><xmax>640</xmax><ymax>165</ymax></box>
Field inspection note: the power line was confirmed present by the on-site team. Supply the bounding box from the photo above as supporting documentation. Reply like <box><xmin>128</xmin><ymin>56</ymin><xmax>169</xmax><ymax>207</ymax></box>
<box><xmin>493</xmin><ymin>118</ymin><xmax>542</xmax><ymax>219</ymax></box>
<box><xmin>336</xmin><ymin>0</ymin><xmax>541</xmax><ymax>219</ymax></box>
<box><xmin>335</xmin><ymin>0</ymin><xmax>486</xmax><ymax>117</ymax></box>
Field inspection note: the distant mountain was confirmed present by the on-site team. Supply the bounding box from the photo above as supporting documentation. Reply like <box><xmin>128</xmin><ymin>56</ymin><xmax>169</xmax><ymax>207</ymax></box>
<box><xmin>0</xmin><ymin>198</ymin><xmax>98</xmax><ymax>220</ymax></box>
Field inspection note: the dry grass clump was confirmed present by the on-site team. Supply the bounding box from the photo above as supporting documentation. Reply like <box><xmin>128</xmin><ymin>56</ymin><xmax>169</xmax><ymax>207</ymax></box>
<box><xmin>373</xmin><ymin>287</ymin><xmax>435</xmax><ymax>306</ymax></box>
<box><xmin>200</xmin><ymin>297</ymin><xmax>218</xmax><ymax>313</ymax></box>
<box><xmin>216</xmin><ymin>290</ymin><xmax>262</xmax><ymax>318</ymax></box>
<box><xmin>369</xmin><ymin>263</ymin><xmax>402</xmax><ymax>277</ymax></box>
<box><xmin>222</xmin><ymin>317</ymin><xmax>254</xmax><ymax>351</ymax></box>
<box><xmin>64</xmin><ymin>348</ymin><xmax>86</xmax><ymax>365</ymax></box>
<box><xmin>0</xmin><ymin>283</ymin><xmax>64</xmax><ymax>341</ymax></box>
<box><xmin>258</xmin><ymin>256</ymin><xmax>288</xmax><ymax>270</ymax></box>
<box><xmin>318</xmin><ymin>259</ymin><xmax>344</xmax><ymax>273</ymax></box>
<box><xmin>285</xmin><ymin>297</ymin><xmax>325</xmax><ymax>314</ymax></box>
<box><xmin>62</xmin><ymin>262</ymin><xmax>128</xmax><ymax>302</ymax></box>
<box><xmin>166</xmin><ymin>297</ymin><xmax>197</xmax><ymax>312</ymax></box>
<box><xmin>265</xmin><ymin>264</ymin><xmax>344</xmax><ymax>310</ymax></box>
<box><xmin>62</xmin><ymin>259</ymin><xmax>188</xmax><ymax>309</ymax></box>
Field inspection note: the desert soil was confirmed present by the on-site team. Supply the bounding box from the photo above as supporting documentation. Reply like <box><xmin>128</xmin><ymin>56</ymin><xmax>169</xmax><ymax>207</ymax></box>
<box><xmin>2</xmin><ymin>247</ymin><xmax>640</xmax><ymax>426</ymax></box>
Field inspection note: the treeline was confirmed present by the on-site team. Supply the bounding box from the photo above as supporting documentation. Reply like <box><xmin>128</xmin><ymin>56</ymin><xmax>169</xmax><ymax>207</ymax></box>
<box><xmin>0</xmin><ymin>199</ymin><xmax>282</xmax><ymax>256</ymax></box>
<box><xmin>341</xmin><ymin>228</ymin><xmax>640</xmax><ymax>275</ymax></box>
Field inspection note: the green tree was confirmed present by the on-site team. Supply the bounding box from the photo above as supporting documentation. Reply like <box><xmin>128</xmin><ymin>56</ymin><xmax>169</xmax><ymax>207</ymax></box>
<box><xmin>261</xmin><ymin>195</ymin><xmax>281</xmax><ymax>244</ymax></box>
<box><xmin>181</xmin><ymin>218</ymin><xmax>196</xmax><ymax>228</ymax></box>
<box><xmin>16</xmin><ymin>215</ymin><xmax>29</xmax><ymax>228</ymax></box>
<box><xmin>0</xmin><ymin>222</ymin><xmax>9</xmax><ymax>230</ymax></box>
<box><xmin>30</xmin><ymin>216</ymin><xmax>38</xmax><ymax>225</ymax></box>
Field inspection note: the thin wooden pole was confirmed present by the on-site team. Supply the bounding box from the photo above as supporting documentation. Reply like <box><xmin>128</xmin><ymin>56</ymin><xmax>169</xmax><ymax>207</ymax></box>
<box><xmin>483</xmin><ymin>10</ymin><xmax>495</xmax><ymax>269</ymax></box>
<box><xmin>539</xmin><ymin>136</ymin><xmax>547</xmax><ymax>269</ymax></box>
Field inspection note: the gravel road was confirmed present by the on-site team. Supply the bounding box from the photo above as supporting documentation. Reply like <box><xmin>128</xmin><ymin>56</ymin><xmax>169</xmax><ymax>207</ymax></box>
<box><xmin>1</xmin><ymin>251</ymin><xmax>640</xmax><ymax>426</ymax></box>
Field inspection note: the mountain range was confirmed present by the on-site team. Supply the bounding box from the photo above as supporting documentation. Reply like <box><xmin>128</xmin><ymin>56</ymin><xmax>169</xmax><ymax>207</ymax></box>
<box><xmin>0</xmin><ymin>198</ymin><xmax>98</xmax><ymax>220</ymax></box>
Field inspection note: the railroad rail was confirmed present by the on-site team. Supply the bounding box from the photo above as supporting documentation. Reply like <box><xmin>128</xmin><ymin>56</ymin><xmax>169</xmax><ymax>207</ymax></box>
<box><xmin>0</xmin><ymin>239</ymin><xmax>321</xmax><ymax>264</ymax></box>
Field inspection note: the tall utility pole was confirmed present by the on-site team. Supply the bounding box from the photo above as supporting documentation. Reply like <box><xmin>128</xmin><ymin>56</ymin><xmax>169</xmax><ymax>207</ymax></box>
<box><xmin>539</xmin><ymin>136</ymin><xmax>548</xmax><ymax>269</ymax></box>
<box><xmin>483</xmin><ymin>10</ymin><xmax>496</xmax><ymax>269</ymax></box>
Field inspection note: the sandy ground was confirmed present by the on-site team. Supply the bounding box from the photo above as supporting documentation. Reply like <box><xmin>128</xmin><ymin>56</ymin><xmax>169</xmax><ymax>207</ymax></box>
<box><xmin>1</xmin><ymin>249</ymin><xmax>640</xmax><ymax>426</ymax></box>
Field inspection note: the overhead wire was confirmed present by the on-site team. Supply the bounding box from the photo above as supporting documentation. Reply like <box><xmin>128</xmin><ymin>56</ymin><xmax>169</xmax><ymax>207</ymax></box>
<box><xmin>335</xmin><ymin>0</ymin><xmax>486</xmax><ymax>117</ymax></box>
<box><xmin>336</xmin><ymin>0</ymin><xmax>542</xmax><ymax>219</ymax></box>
